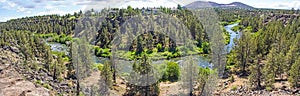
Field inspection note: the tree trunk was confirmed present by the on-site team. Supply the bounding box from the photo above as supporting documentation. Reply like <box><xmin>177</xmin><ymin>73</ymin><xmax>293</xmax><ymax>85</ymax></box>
<box><xmin>77</xmin><ymin>80</ymin><xmax>80</xmax><ymax>96</ymax></box>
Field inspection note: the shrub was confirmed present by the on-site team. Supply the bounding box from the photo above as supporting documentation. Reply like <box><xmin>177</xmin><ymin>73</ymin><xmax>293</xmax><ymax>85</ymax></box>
<box><xmin>42</xmin><ymin>83</ymin><xmax>52</xmax><ymax>89</ymax></box>
<box><xmin>93</xmin><ymin>63</ymin><xmax>104</xmax><ymax>71</ymax></box>
<box><xmin>94</xmin><ymin>46</ymin><xmax>111</xmax><ymax>58</ymax></box>
<box><xmin>231</xmin><ymin>85</ymin><xmax>237</xmax><ymax>91</ymax></box>
<box><xmin>230</xmin><ymin>75</ymin><xmax>235</xmax><ymax>82</ymax></box>
<box><xmin>162</xmin><ymin>61</ymin><xmax>180</xmax><ymax>82</ymax></box>
<box><xmin>266</xmin><ymin>86</ymin><xmax>273</xmax><ymax>92</ymax></box>
<box><xmin>35</xmin><ymin>80</ymin><xmax>42</xmax><ymax>85</ymax></box>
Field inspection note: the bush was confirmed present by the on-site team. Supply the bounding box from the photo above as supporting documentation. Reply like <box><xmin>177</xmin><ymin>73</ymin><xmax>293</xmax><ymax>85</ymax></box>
<box><xmin>42</xmin><ymin>83</ymin><xmax>52</xmax><ymax>89</ymax></box>
<box><xmin>230</xmin><ymin>75</ymin><xmax>235</xmax><ymax>82</ymax></box>
<box><xmin>202</xmin><ymin>42</ymin><xmax>210</xmax><ymax>54</ymax></box>
<box><xmin>93</xmin><ymin>63</ymin><xmax>104</xmax><ymax>71</ymax></box>
<box><xmin>35</xmin><ymin>80</ymin><xmax>42</xmax><ymax>85</ymax></box>
<box><xmin>231</xmin><ymin>85</ymin><xmax>237</xmax><ymax>91</ymax></box>
<box><xmin>156</xmin><ymin>43</ymin><xmax>164</xmax><ymax>52</ymax></box>
<box><xmin>50</xmin><ymin>34</ymin><xmax>72</xmax><ymax>44</ymax></box>
<box><xmin>94</xmin><ymin>46</ymin><xmax>111</xmax><ymax>58</ymax></box>
<box><xmin>162</xmin><ymin>61</ymin><xmax>180</xmax><ymax>82</ymax></box>
<box><xmin>266</xmin><ymin>86</ymin><xmax>273</xmax><ymax>91</ymax></box>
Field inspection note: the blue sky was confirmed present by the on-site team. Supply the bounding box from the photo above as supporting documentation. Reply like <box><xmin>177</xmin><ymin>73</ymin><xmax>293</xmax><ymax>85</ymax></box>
<box><xmin>0</xmin><ymin>0</ymin><xmax>299</xmax><ymax>22</ymax></box>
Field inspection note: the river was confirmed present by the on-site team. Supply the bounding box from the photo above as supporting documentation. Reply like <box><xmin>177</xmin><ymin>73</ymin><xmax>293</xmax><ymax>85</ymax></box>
<box><xmin>224</xmin><ymin>23</ymin><xmax>240</xmax><ymax>53</ymax></box>
<box><xmin>46</xmin><ymin>23</ymin><xmax>240</xmax><ymax>73</ymax></box>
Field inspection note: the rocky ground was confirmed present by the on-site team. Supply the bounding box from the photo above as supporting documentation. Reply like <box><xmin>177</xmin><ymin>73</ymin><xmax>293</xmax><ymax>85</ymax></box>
<box><xmin>1</xmin><ymin>46</ymin><xmax>77</xmax><ymax>95</ymax></box>
<box><xmin>1</xmin><ymin>46</ymin><xmax>299</xmax><ymax>96</ymax></box>
<box><xmin>0</xmin><ymin>48</ymin><xmax>50</xmax><ymax>96</ymax></box>
<box><xmin>216</xmin><ymin>75</ymin><xmax>300</xmax><ymax>96</ymax></box>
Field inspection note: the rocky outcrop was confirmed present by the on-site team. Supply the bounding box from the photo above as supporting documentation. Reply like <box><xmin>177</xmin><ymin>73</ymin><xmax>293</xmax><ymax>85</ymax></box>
<box><xmin>0</xmin><ymin>48</ymin><xmax>50</xmax><ymax>96</ymax></box>
<box><xmin>218</xmin><ymin>85</ymin><xmax>300</xmax><ymax>96</ymax></box>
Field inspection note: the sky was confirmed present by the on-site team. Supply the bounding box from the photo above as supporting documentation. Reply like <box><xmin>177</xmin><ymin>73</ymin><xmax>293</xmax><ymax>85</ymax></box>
<box><xmin>0</xmin><ymin>0</ymin><xmax>300</xmax><ymax>22</ymax></box>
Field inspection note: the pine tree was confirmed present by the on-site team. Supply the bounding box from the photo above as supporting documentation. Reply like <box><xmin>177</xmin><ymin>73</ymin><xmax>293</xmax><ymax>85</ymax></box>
<box><xmin>44</xmin><ymin>46</ymin><xmax>53</xmax><ymax>72</ymax></box>
<box><xmin>71</xmin><ymin>38</ymin><xmax>93</xmax><ymax>95</ymax></box>
<box><xmin>249</xmin><ymin>54</ymin><xmax>263</xmax><ymax>90</ymax></box>
<box><xmin>285</xmin><ymin>34</ymin><xmax>300</xmax><ymax>72</ymax></box>
<box><xmin>263</xmin><ymin>47</ymin><xmax>276</xmax><ymax>89</ymax></box>
<box><xmin>288</xmin><ymin>57</ymin><xmax>300</xmax><ymax>88</ymax></box>
<box><xmin>99</xmin><ymin>61</ymin><xmax>113</xmax><ymax>95</ymax></box>
<box><xmin>124</xmin><ymin>53</ymin><xmax>160</xmax><ymax>96</ymax></box>
<box><xmin>235</xmin><ymin>31</ymin><xmax>252</xmax><ymax>75</ymax></box>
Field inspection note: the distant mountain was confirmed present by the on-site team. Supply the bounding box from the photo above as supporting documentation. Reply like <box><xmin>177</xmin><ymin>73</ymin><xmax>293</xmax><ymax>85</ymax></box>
<box><xmin>184</xmin><ymin>1</ymin><xmax>254</xmax><ymax>9</ymax></box>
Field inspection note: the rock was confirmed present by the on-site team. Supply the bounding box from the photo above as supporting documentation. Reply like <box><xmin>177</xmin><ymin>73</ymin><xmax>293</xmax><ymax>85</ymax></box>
<box><xmin>292</xmin><ymin>89</ymin><xmax>299</xmax><ymax>94</ymax></box>
<box><xmin>120</xmin><ymin>81</ymin><xmax>125</xmax><ymax>84</ymax></box>
<box><xmin>9</xmin><ymin>47</ymin><xmax>19</xmax><ymax>53</ymax></box>
<box><xmin>19</xmin><ymin>90</ymin><xmax>27</xmax><ymax>96</ymax></box>
<box><xmin>3</xmin><ymin>45</ymin><xmax>9</xmax><ymax>50</ymax></box>
<box><xmin>60</xmin><ymin>82</ymin><xmax>69</xmax><ymax>87</ymax></box>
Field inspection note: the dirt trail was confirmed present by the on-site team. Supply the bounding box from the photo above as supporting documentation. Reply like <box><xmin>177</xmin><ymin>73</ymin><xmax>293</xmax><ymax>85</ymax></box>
<box><xmin>159</xmin><ymin>82</ymin><xmax>183</xmax><ymax>96</ymax></box>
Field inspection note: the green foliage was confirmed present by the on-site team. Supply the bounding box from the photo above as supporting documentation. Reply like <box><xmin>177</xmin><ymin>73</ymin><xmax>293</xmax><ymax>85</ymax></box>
<box><xmin>125</xmin><ymin>53</ymin><xmax>160</xmax><ymax>96</ymax></box>
<box><xmin>71</xmin><ymin>38</ymin><xmax>93</xmax><ymax>80</ymax></box>
<box><xmin>288</xmin><ymin>57</ymin><xmax>300</xmax><ymax>88</ymax></box>
<box><xmin>35</xmin><ymin>80</ymin><xmax>42</xmax><ymax>85</ymax></box>
<box><xmin>231</xmin><ymin>85</ymin><xmax>238</xmax><ymax>91</ymax></box>
<box><xmin>230</xmin><ymin>75</ymin><xmax>235</xmax><ymax>83</ymax></box>
<box><xmin>226</xmin><ymin>50</ymin><xmax>237</xmax><ymax>71</ymax></box>
<box><xmin>43</xmin><ymin>83</ymin><xmax>52</xmax><ymax>89</ymax></box>
<box><xmin>201</xmin><ymin>42</ymin><xmax>210</xmax><ymax>54</ymax></box>
<box><xmin>223</xmin><ymin>9</ymin><xmax>300</xmax><ymax>91</ymax></box>
<box><xmin>101</xmin><ymin>61</ymin><xmax>113</xmax><ymax>88</ymax></box>
<box><xmin>234</xmin><ymin>31</ymin><xmax>252</xmax><ymax>74</ymax></box>
<box><xmin>265</xmin><ymin>86</ymin><xmax>273</xmax><ymax>92</ymax></box>
<box><xmin>51</xmin><ymin>34</ymin><xmax>72</xmax><ymax>44</ymax></box>
<box><xmin>37</xmin><ymin>33</ymin><xmax>57</xmax><ymax>38</ymax></box>
<box><xmin>0</xmin><ymin>14</ymin><xmax>77</xmax><ymax>35</ymax></box>
<box><xmin>93</xmin><ymin>63</ymin><xmax>104</xmax><ymax>71</ymax></box>
<box><xmin>157</xmin><ymin>43</ymin><xmax>163</xmax><ymax>52</ymax></box>
<box><xmin>161</xmin><ymin>61</ymin><xmax>180</xmax><ymax>82</ymax></box>
<box><xmin>51</xmin><ymin>51</ymin><xmax>67</xmax><ymax>57</ymax></box>
<box><xmin>197</xmin><ymin>67</ymin><xmax>215</xmax><ymax>94</ymax></box>
<box><xmin>94</xmin><ymin>46</ymin><xmax>111</xmax><ymax>58</ymax></box>
<box><xmin>231</xmin><ymin>25</ymin><xmax>244</xmax><ymax>32</ymax></box>
<box><xmin>223</xmin><ymin>27</ymin><xmax>230</xmax><ymax>44</ymax></box>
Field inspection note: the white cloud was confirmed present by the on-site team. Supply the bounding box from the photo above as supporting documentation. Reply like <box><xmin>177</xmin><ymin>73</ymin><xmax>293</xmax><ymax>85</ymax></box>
<box><xmin>7</xmin><ymin>1</ymin><xmax>16</xmax><ymax>7</ymax></box>
<box><xmin>1</xmin><ymin>0</ymin><xmax>33</xmax><ymax>13</ymax></box>
<box><xmin>36</xmin><ymin>9</ymin><xmax>73</xmax><ymax>16</ymax></box>
<box><xmin>0</xmin><ymin>0</ymin><xmax>6</xmax><ymax>3</ymax></box>
<box><xmin>255</xmin><ymin>1</ymin><xmax>300</xmax><ymax>9</ymax></box>
<box><xmin>119</xmin><ymin>0</ymin><xmax>179</xmax><ymax>8</ymax></box>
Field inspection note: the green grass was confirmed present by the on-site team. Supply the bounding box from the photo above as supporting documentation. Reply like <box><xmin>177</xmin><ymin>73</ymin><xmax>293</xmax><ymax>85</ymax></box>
<box><xmin>220</xmin><ymin>19</ymin><xmax>241</xmax><ymax>26</ymax></box>
<box><xmin>223</xmin><ymin>27</ymin><xmax>231</xmax><ymax>44</ymax></box>
<box><xmin>37</xmin><ymin>33</ymin><xmax>72</xmax><ymax>44</ymax></box>
<box><xmin>35</xmin><ymin>80</ymin><xmax>52</xmax><ymax>90</ymax></box>
<box><xmin>35</xmin><ymin>80</ymin><xmax>42</xmax><ymax>85</ymax></box>
<box><xmin>231</xmin><ymin>25</ymin><xmax>244</xmax><ymax>32</ymax></box>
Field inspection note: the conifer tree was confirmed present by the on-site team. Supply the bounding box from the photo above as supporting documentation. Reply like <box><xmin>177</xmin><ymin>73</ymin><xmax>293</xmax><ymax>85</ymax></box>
<box><xmin>288</xmin><ymin>57</ymin><xmax>300</xmax><ymax>88</ymax></box>
<box><xmin>263</xmin><ymin>47</ymin><xmax>276</xmax><ymax>89</ymax></box>
<box><xmin>249</xmin><ymin>54</ymin><xmax>263</xmax><ymax>90</ymax></box>
<box><xmin>99</xmin><ymin>61</ymin><xmax>113</xmax><ymax>95</ymax></box>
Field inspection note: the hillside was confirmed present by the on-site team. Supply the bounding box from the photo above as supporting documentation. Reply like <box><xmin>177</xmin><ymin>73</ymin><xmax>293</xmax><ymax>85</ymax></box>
<box><xmin>0</xmin><ymin>3</ymin><xmax>300</xmax><ymax>96</ymax></box>
<box><xmin>184</xmin><ymin>1</ymin><xmax>254</xmax><ymax>9</ymax></box>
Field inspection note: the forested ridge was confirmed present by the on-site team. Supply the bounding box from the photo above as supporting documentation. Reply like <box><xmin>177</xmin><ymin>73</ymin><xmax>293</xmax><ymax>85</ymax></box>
<box><xmin>0</xmin><ymin>7</ymin><xmax>211</xmax><ymax>59</ymax></box>
<box><xmin>224</xmin><ymin>8</ymin><xmax>300</xmax><ymax>93</ymax></box>
<box><xmin>0</xmin><ymin>6</ymin><xmax>299</xmax><ymax>95</ymax></box>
